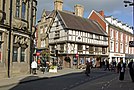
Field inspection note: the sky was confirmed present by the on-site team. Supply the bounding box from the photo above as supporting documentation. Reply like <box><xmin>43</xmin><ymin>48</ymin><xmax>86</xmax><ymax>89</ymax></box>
<box><xmin>36</xmin><ymin>0</ymin><xmax>133</xmax><ymax>27</ymax></box>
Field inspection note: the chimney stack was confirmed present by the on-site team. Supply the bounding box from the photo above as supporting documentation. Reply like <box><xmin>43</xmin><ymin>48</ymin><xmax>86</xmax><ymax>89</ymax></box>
<box><xmin>54</xmin><ymin>0</ymin><xmax>63</xmax><ymax>11</ymax></box>
<box><xmin>74</xmin><ymin>4</ymin><xmax>84</xmax><ymax>17</ymax></box>
<box><xmin>98</xmin><ymin>10</ymin><xmax>104</xmax><ymax>18</ymax></box>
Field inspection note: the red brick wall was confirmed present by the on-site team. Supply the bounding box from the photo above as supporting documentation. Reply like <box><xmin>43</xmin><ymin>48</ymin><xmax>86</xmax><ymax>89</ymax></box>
<box><xmin>89</xmin><ymin>12</ymin><xmax>106</xmax><ymax>31</ymax></box>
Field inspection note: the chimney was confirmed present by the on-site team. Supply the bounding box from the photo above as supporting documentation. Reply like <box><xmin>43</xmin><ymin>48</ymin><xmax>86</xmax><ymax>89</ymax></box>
<box><xmin>74</xmin><ymin>4</ymin><xmax>84</xmax><ymax>17</ymax></box>
<box><xmin>99</xmin><ymin>10</ymin><xmax>104</xmax><ymax>18</ymax></box>
<box><xmin>54</xmin><ymin>0</ymin><xmax>63</xmax><ymax>11</ymax></box>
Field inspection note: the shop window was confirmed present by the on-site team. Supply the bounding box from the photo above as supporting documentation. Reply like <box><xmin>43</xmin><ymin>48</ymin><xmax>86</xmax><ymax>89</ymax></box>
<box><xmin>20</xmin><ymin>48</ymin><xmax>25</xmax><ymax>62</ymax></box>
<box><xmin>13</xmin><ymin>47</ymin><xmax>18</xmax><ymax>62</ymax></box>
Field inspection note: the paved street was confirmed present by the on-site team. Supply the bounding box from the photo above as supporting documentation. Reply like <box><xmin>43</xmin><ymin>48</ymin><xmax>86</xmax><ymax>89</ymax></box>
<box><xmin>0</xmin><ymin>68</ymin><xmax>133</xmax><ymax>90</ymax></box>
<box><xmin>70</xmin><ymin>69</ymin><xmax>134</xmax><ymax>90</ymax></box>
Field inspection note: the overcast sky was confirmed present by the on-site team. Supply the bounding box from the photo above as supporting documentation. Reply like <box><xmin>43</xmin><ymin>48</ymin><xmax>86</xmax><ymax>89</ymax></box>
<box><xmin>37</xmin><ymin>0</ymin><xmax>133</xmax><ymax>27</ymax></box>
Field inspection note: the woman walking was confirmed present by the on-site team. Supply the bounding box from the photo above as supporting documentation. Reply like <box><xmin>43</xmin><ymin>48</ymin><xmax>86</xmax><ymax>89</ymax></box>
<box><xmin>117</xmin><ymin>60</ymin><xmax>126</xmax><ymax>81</ymax></box>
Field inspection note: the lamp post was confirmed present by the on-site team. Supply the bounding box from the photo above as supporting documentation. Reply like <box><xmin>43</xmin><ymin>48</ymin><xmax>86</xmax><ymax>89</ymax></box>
<box><xmin>7</xmin><ymin>0</ymin><xmax>13</xmax><ymax>78</ymax></box>
<box><xmin>29</xmin><ymin>0</ymin><xmax>33</xmax><ymax>74</ymax></box>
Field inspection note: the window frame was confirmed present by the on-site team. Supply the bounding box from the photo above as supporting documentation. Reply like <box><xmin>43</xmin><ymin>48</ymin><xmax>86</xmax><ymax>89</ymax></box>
<box><xmin>20</xmin><ymin>48</ymin><xmax>25</xmax><ymax>62</ymax></box>
<box><xmin>21</xmin><ymin>1</ymin><xmax>26</xmax><ymax>19</ymax></box>
<box><xmin>12</xmin><ymin>46</ymin><xmax>18</xmax><ymax>62</ymax></box>
<box><xmin>16</xmin><ymin>0</ymin><xmax>20</xmax><ymax>18</ymax></box>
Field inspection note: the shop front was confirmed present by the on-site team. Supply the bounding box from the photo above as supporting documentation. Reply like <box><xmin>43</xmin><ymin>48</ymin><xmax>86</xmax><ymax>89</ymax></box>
<box><xmin>109</xmin><ymin>53</ymin><xmax>125</xmax><ymax>63</ymax></box>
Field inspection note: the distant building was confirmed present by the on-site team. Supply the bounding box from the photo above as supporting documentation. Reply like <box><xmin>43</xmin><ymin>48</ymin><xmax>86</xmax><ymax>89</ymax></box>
<box><xmin>88</xmin><ymin>10</ymin><xmax>134</xmax><ymax>63</ymax></box>
<box><xmin>0</xmin><ymin>0</ymin><xmax>37</xmax><ymax>79</ymax></box>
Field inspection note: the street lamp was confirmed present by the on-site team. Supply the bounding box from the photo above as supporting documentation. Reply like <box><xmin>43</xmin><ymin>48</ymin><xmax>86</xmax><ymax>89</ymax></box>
<box><xmin>124</xmin><ymin>0</ymin><xmax>134</xmax><ymax>45</ymax></box>
<box><xmin>29</xmin><ymin>0</ymin><xmax>33</xmax><ymax>74</ymax></box>
<box><xmin>124</xmin><ymin>0</ymin><xmax>134</xmax><ymax>29</ymax></box>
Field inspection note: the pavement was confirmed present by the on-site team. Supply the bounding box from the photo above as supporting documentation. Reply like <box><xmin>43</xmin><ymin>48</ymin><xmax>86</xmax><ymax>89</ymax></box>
<box><xmin>0</xmin><ymin>68</ymin><xmax>85</xmax><ymax>88</ymax></box>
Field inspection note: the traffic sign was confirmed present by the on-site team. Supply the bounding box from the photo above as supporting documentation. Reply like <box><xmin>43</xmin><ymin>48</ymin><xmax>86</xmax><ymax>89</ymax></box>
<box><xmin>129</xmin><ymin>41</ymin><xmax>134</xmax><ymax>47</ymax></box>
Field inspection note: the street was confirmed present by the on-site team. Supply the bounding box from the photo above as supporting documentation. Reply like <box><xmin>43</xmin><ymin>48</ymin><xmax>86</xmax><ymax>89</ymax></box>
<box><xmin>0</xmin><ymin>68</ymin><xmax>133</xmax><ymax>90</ymax></box>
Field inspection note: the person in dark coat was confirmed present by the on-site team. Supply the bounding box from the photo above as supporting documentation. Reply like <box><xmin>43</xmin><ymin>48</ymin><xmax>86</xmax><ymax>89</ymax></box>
<box><xmin>117</xmin><ymin>60</ymin><xmax>126</xmax><ymax>81</ymax></box>
<box><xmin>128</xmin><ymin>60</ymin><xmax>134</xmax><ymax>82</ymax></box>
<box><xmin>104</xmin><ymin>60</ymin><xmax>110</xmax><ymax>71</ymax></box>
<box><xmin>85</xmin><ymin>60</ymin><xmax>91</xmax><ymax>76</ymax></box>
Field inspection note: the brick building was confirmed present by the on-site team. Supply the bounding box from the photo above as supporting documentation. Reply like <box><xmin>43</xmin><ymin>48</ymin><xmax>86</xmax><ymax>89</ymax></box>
<box><xmin>88</xmin><ymin>10</ymin><xmax>134</xmax><ymax>63</ymax></box>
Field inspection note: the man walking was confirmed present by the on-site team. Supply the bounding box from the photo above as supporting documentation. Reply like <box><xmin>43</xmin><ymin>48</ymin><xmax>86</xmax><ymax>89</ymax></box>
<box><xmin>85</xmin><ymin>60</ymin><xmax>91</xmax><ymax>76</ymax></box>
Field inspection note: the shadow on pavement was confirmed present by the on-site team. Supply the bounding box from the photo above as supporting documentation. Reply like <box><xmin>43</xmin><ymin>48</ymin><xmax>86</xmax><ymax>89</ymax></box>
<box><xmin>9</xmin><ymin>75</ymin><xmax>40</xmax><ymax>90</ymax></box>
<box><xmin>9</xmin><ymin>71</ymin><xmax>85</xmax><ymax>90</ymax></box>
<box><xmin>8</xmin><ymin>69</ymin><xmax>111</xmax><ymax>90</ymax></box>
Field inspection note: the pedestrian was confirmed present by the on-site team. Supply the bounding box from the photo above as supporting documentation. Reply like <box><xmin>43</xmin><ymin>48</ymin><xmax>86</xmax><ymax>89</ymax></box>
<box><xmin>85</xmin><ymin>60</ymin><xmax>91</xmax><ymax>76</ymax></box>
<box><xmin>37</xmin><ymin>58</ymin><xmax>41</xmax><ymax>70</ymax></box>
<box><xmin>128</xmin><ymin>60</ymin><xmax>134</xmax><ymax>82</ymax></box>
<box><xmin>31</xmin><ymin>59</ymin><xmax>37</xmax><ymax>75</ymax></box>
<box><xmin>43</xmin><ymin>60</ymin><xmax>47</xmax><ymax>74</ymax></box>
<box><xmin>117</xmin><ymin>60</ymin><xmax>126</xmax><ymax>81</ymax></box>
<box><xmin>104</xmin><ymin>60</ymin><xmax>110</xmax><ymax>71</ymax></box>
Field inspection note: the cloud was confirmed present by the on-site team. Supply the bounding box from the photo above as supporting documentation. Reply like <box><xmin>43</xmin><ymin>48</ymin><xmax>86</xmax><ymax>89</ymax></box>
<box><xmin>36</xmin><ymin>0</ymin><xmax>133</xmax><ymax>26</ymax></box>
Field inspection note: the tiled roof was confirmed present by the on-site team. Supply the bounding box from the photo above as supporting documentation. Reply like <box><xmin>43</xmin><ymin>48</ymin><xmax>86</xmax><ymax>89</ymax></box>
<box><xmin>58</xmin><ymin>10</ymin><xmax>107</xmax><ymax>36</ymax></box>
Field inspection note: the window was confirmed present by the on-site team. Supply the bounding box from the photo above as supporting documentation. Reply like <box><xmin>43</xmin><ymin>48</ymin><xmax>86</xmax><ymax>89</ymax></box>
<box><xmin>20</xmin><ymin>48</ymin><xmax>25</xmax><ymax>62</ymax></box>
<box><xmin>89</xmin><ymin>46</ymin><xmax>94</xmax><ymax>54</ymax></box>
<box><xmin>102</xmin><ymin>47</ymin><xmax>107</xmax><ymax>54</ymax></box>
<box><xmin>95</xmin><ymin>47</ymin><xmax>99</xmax><ymax>54</ymax></box>
<box><xmin>116</xmin><ymin>43</ymin><xmax>118</xmax><ymax>52</ymax></box>
<box><xmin>54</xmin><ymin>31</ymin><xmax>60</xmax><ymax>39</ymax></box>
<box><xmin>120</xmin><ymin>44</ymin><xmax>123</xmax><ymax>53</ymax></box>
<box><xmin>0</xmin><ymin>33</ymin><xmax>2</xmax><ymax>41</ymax></box>
<box><xmin>116</xmin><ymin>31</ymin><xmax>118</xmax><ymax>40</ymax></box>
<box><xmin>78</xmin><ymin>45</ymin><xmax>82</xmax><ymax>51</ymax></box>
<box><xmin>110</xmin><ymin>41</ymin><xmax>113</xmax><ymax>51</ymax></box>
<box><xmin>40</xmin><ymin>26</ymin><xmax>43</xmax><ymax>34</ymax></box>
<box><xmin>22</xmin><ymin>1</ymin><xmax>26</xmax><ymax>19</ymax></box>
<box><xmin>110</xmin><ymin>29</ymin><xmax>113</xmax><ymax>38</ymax></box>
<box><xmin>13</xmin><ymin>47</ymin><xmax>18</xmax><ymax>62</ymax></box>
<box><xmin>103</xmin><ymin>36</ymin><xmax>107</xmax><ymax>41</ymax></box>
<box><xmin>120</xmin><ymin>33</ymin><xmax>123</xmax><ymax>41</ymax></box>
<box><xmin>0</xmin><ymin>0</ymin><xmax>1</xmax><ymax>10</ymax></box>
<box><xmin>16</xmin><ymin>0</ymin><xmax>20</xmax><ymax>17</ymax></box>
<box><xmin>95</xmin><ymin>35</ymin><xmax>100</xmax><ymax>40</ymax></box>
<box><xmin>60</xmin><ymin>44</ymin><xmax>64</xmax><ymax>51</ymax></box>
<box><xmin>89</xmin><ymin>33</ymin><xmax>93</xmax><ymax>39</ymax></box>
<box><xmin>41</xmin><ymin>40</ymin><xmax>45</xmax><ymax>47</ymax></box>
<box><xmin>0</xmin><ymin>44</ymin><xmax>2</xmax><ymax>62</ymax></box>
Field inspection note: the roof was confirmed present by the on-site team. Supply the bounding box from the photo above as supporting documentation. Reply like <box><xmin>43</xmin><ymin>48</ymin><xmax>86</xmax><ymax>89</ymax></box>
<box><xmin>58</xmin><ymin>10</ymin><xmax>107</xmax><ymax>36</ymax></box>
